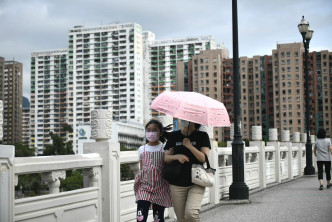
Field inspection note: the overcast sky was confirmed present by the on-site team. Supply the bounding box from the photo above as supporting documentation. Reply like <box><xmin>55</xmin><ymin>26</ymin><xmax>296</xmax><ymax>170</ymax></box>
<box><xmin>1</xmin><ymin>0</ymin><xmax>331</xmax><ymax>98</ymax></box>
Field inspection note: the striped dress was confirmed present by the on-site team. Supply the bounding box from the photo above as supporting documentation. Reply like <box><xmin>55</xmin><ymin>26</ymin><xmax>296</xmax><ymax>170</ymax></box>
<box><xmin>134</xmin><ymin>144</ymin><xmax>172</xmax><ymax>207</ymax></box>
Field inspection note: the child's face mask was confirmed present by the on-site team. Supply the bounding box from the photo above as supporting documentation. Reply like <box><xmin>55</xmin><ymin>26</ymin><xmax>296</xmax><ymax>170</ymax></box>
<box><xmin>146</xmin><ymin>132</ymin><xmax>158</xmax><ymax>142</ymax></box>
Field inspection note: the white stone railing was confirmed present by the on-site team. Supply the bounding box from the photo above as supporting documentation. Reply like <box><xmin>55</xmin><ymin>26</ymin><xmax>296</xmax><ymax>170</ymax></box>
<box><xmin>0</xmin><ymin>127</ymin><xmax>321</xmax><ymax>222</ymax></box>
<box><xmin>0</xmin><ymin>145</ymin><xmax>103</xmax><ymax>222</ymax></box>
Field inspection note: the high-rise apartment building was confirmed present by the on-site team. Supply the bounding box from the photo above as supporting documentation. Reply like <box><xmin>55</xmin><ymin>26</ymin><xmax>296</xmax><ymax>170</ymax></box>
<box><xmin>149</xmin><ymin>36</ymin><xmax>221</xmax><ymax>116</ymax></box>
<box><xmin>30</xmin><ymin>49</ymin><xmax>68</xmax><ymax>152</ymax></box>
<box><xmin>190</xmin><ymin>49</ymin><xmax>228</xmax><ymax>141</ymax></box>
<box><xmin>68</xmin><ymin>23</ymin><xmax>145</xmax><ymax>151</ymax></box>
<box><xmin>22</xmin><ymin>97</ymin><xmax>30</xmax><ymax>145</ymax></box>
<box><xmin>307</xmin><ymin>50</ymin><xmax>332</xmax><ymax>137</ymax></box>
<box><xmin>0</xmin><ymin>59</ymin><xmax>23</xmax><ymax>144</ymax></box>
<box><xmin>272</xmin><ymin>43</ymin><xmax>305</xmax><ymax>137</ymax></box>
<box><xmin>142</xmin><ymin>31</ymin><xmax>156</xmax><ymax>123</ymax></box>
<box><xmin>239</xmin><ymin>55</ymin><xmax>273</xmax><ymax>139</ymax></box>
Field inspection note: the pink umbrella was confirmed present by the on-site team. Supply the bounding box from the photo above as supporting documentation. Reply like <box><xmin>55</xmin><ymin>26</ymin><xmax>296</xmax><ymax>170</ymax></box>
<box><xmin>150</xmin><ymin>91</ymin><xmax>231</xmax><ymax>127</ymax></box>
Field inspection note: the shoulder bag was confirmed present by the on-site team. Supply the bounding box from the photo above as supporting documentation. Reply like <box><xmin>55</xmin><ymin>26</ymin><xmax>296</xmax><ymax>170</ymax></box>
<box><xmin>192</xmin><ymin>153</ymin><xmax>216</xmax><ymax>187</ymax></box>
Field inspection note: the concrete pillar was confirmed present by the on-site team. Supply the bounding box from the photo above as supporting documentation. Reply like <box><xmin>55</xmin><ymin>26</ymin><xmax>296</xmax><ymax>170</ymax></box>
<box><xmin>301</xmin><ymin>133</ymin><xmax>307</xmax><ymax>143</ymax></box>
<box><xmin>292</xmin><ymin>132</ymin><xmax>302</xmax><ymax>176</ymax></box>
<box><xmin>209</xmin><ymin>141</ymin><xmax>220</xmax><ymax>204</ymax></box>
<box><xmin>250</xmin><ymin>140</ymin><xmax>266</xmax><ymax>189</ymax></box>
<box><xmin>0</xmin><ymin>145</ymin><xmax>15</xmax><ymax>222</ymax></box>
<box><xmin>281</xmin><ymin>130</ymin><xmax>293</xmax><ymax>180</ymax></box>
<box><xmin>91</xmin><ymin>109</ymin><xmax>112</xmax><ymax>142</ymax></box>
<box><xmin>267</xmin><ymin>141</ymin><xmax>281</xmax><ymax>183</ymax></box>
<box><xmin>269</xmin><ymin>128</ymin><xmax>278</xmax><ymax>141</ymax></box>
<box><xmin>252</xmin><ymin>126</ymin><xmax>262</xmax><ymax>141</ymax></box>
<box><xmin>226</xmin><ymin>123</ymin><xmax>234</xmax><ymax>147</ymax></box>
<box><xmin>293</xmin><ymin>132</ymin><xmax>300</xmax><ymax>143</ymax></box>
<box><xmin>84</xmin><ymin>109</ymin><xmax>120</xmax><ymax>222</ymax></box>
<box><xmin>250</xmin><ymin>126</ymin><xmax>265</xmax><ymax>188</ymax></box>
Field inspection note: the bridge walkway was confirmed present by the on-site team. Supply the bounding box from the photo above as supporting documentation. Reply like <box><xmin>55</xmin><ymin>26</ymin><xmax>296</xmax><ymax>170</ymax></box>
<box><xmin>200</xmin><ymin>175</ymin><xmax>332</xmax><ymax>222</ymax></box>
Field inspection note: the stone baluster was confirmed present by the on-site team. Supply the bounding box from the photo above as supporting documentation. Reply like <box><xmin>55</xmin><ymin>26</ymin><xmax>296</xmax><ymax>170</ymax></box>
<box><xmin>83</xmin><ymin>167</ymin><xmax>101</xmax><ymax>187</ymax></box>
<box><xmin>42</xmin><ymin>170</ymin><xmax>66</xmax><ymax>194</ymax></box>
<box><xmin>250</xmin><ymin>126</ymin><xmax>266</xmax><ymax>189</ymax></box>
<box><xmin>281</xmin><ymin>130</ymin><xmax>293</xmax><ymax>180</ymax></box>
<box><xmin>84</xmin><ymin>109</ymin><xmax>120</xmax><ymax>222</ymax></box>
<box><xmin>267</xmin><ymin>128</ymin><xmax>281</xmax><ymax>183</ymax></box>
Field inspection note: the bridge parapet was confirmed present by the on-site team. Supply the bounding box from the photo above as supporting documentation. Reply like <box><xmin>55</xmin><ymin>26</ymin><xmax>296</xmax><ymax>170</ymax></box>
<box><xmin>0</xmin><ymin>125</ymin><xmax>323</xmax><ymax>222</ymax></box>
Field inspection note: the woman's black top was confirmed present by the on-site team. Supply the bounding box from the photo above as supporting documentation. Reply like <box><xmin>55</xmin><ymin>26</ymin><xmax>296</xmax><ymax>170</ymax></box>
<box><xmin>164</xmin><ymin>130</ymin><xmax>211</xmax><ymax>187</ymax></box>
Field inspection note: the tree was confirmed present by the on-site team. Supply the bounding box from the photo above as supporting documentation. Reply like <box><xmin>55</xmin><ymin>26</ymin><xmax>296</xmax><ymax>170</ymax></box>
<box><xmin>14</xmin><ymin>142</ymin><xmax>35</xmax><ymax>157</ymax></box>
<box><xmin>43</xmin><ymin>124</ymin><xmax>74</xmax><ymax>155</ymax></box>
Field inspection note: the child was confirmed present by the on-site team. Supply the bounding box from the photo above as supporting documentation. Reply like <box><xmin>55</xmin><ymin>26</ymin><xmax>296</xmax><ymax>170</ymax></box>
<box><xmin>134</xmin><ymin>119</ymin><xmax>172</xmax><ymax>222</ymax></box>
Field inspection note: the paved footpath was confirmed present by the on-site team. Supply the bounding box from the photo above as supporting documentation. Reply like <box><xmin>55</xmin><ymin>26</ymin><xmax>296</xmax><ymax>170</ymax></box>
<box><xmin>200</xmin><ymin>175</ymin><xmax>332</xmax><ymax>222</ymax></box>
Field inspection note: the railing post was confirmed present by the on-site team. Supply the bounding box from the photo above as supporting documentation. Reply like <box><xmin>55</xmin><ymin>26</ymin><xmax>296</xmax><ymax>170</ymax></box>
<box><xmin>200</xmin><ymin>126</ymin><xmax>219</xmax><ymax>205</ymax></box>
<box><xmin>227</xmin><ymin>123</ymin><xmax>234</xmax><ymax>147</ymax></box>
<box><xmin>293</xmin><ymin>132</ymin><xmax>303</xmax><ymax>176</ymax></box>
<box><xmin>301</xmin><ymin>133</ymin><xmax>307</xmax><ymax>173</ymax></box>
<box><xmin>0</xmin><ymin>145</ymin><xmax>15</xmax><ymax>222</ymax></box>
<box><xmin>84</xmin><ymin>109</ymin><xmax>120</xmax><ymax>222</ymax></box>
<box><xmin>42</xmin><ymin>170</ymin><xmax>66</xmax><ymax>194</ymax></box>
<box><xmin>267</xmin><ymin>129</ymin><xmax>281</xmax><ymax>183</ymax></box>
<box><xmin>250</xmin><ymin>126</ymin><xmax>266</xmax><ymax>189</ymax></box>
<box><xmin>209</xmin><ymin>141</ymin><xmax>220</xmax><ymax>204</ymax></box>
<box><xmin>280</xmin><ymin>130</ymin><xmax>293</xmax><ymax>180</ymax></box>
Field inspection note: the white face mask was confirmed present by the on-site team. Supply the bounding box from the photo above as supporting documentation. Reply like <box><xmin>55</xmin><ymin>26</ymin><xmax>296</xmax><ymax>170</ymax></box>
<box><xmin>179</xmin><ymin>119</ymin><xmax>190</xmax><ymax>127</ymax></box>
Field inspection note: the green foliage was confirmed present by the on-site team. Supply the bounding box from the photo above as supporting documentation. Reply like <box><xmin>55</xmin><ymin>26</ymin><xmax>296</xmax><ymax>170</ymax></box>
<box><xmin>121</xmin><ymin>164</ymin><xmax>135</xmax><ymax>181</ymax></box>
<box><xmin>243</xmin><ymin>138</ymin><xmax>250</xmax><ymax>147</ymax></box>
<box><xmin>15</xmin><ymin>174</ymin><xmax>48</xmax><ymax>197</ymax></box>
<box><xmin>43</xmin><ymin>124</ymin><xmax>74</xmax><ymax>155</ymax></box>
<box><xmin>60</xmin><ymin>170</ymin><xmax>83</xmax><ymax>191</ymax></box>
<box><xmin>14</xmin><ymin>142</ymin><xmax>36</xmax><ymax>157</ymax></box>
<box><xmin>218</xmin><ymin>141</ymin><xmax>227</xmax><ymax>147</ymax></box>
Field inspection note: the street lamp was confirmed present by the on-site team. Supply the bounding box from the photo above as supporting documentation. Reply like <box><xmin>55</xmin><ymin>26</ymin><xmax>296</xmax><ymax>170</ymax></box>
<box><xmin>298</xmin><ymin>16</ymin><xmax>315</xmax><ymax>175</ymax></box>
<box><xmin>229</xmin><ymin>0</ymin><xmax>249</xmax><ymax>200</ymax></box>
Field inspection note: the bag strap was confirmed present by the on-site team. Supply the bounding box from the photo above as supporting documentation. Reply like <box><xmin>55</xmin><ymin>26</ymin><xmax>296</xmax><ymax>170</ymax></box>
<box><xmin>204</xmin><ymin>153</ymin><xmax>211</xmax><ymax>169</ymax></box>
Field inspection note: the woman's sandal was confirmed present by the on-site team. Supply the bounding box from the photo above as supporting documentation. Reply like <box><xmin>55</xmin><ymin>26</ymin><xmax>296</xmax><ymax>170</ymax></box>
<box><xmin>327</xmin><ymin>184</ymin><xmax>331</xmax><ymax>189</ymax></box>
<box><xmin>319</xmin><ymin>185</ymin><xmax>323</xmax><ymax>190</ymax></box>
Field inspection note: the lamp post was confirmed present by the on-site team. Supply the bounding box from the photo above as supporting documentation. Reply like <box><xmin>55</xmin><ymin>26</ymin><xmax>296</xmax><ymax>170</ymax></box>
<box><xmin>298</xmin><ymin>16</ymin><xmax>315</xmax><ymax>175</ymax></box>
<box><xmin>229</xmin><ymin>0</ymin><xmax>249</xmax><ymax>200</ymax></box>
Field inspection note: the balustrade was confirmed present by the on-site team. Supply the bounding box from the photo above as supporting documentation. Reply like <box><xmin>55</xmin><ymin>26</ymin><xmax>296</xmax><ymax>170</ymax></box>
<box><xmin>0</xmin><ymin>125</ymin><xmax>323</xmax><ymax>222</ymax></box>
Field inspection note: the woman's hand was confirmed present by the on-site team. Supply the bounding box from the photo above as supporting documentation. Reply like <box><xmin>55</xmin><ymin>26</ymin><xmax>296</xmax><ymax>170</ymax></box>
<box><xmin>177</xmin><ymin>154</ymin><xmax>189</xmax><ymax>164</ymax></box>
<box><xmin>183</xmin><ymin>138</ymin><xmax>193</xmax><ymax>149</ymax></box>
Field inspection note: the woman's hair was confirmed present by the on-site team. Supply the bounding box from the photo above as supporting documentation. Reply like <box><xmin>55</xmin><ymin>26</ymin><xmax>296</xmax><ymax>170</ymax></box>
<box><xmin>317</xmin><ymin>128</ymin><xmax>326</xmax><ymax>139</ymax></box>
<box><xmin>194</xmin><ymin>123</ymin><xmax>201</xmax><ymax>131</ymax></box>
<box><xmin>145</xmin><ymin>119</ymin><xmax>173</xmax><ymax>143</ymax></box>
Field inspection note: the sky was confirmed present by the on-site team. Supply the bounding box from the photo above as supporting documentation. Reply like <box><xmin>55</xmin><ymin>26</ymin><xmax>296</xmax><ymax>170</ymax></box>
<box><xmin>1</xmin><ymin>0</ymin><xmax>331</xmax><ymax>98</ymax></box>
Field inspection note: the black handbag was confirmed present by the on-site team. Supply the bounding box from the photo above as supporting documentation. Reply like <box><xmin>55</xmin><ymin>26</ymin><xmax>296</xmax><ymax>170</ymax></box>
<box><xmin>162</xmin><ymin>160</ymin><xmax>182</xmax><ymax>182</ymax></box>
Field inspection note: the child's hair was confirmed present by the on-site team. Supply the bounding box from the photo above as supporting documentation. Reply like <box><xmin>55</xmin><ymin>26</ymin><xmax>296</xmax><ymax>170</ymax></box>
<box><xmin>145</xmin><ymin>119</ymin><xmax>173</xmax><ymax>143</ymax></box>
<box><xmin>317</xmin><ymin>129</ymin><xmax>326</xmax><ymax>139</ymax></box>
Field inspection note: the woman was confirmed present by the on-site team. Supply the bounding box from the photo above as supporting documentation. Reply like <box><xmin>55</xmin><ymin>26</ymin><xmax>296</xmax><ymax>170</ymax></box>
<box><xmin>313</xmin><ymin>128</ymin><xmax>332</xmax><ymax>190</ymax></box>
<box><xmin>164</xmin><ymin>119</ymin><xmax>211</xmax><ymax>222</ymax></box>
